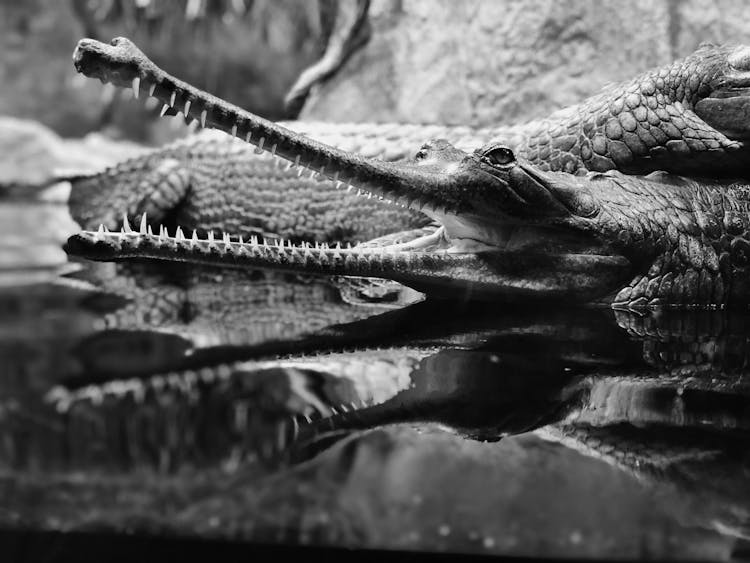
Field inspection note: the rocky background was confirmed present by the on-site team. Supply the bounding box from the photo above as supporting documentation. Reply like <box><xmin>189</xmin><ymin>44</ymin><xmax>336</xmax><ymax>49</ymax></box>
<box><xmin>302</xmin><ymin>0</ymin><xmax>750</xmax><ymax>125</ymax></box>
<box><xmin>2</xmin><ymin>0</ymin><xmax>750</xmax><ymax>187</ymax></box>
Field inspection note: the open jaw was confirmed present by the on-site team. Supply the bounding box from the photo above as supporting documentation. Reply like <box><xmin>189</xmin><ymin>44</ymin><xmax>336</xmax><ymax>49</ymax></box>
<box><xmin>67</xmin><ymin>37</ymin><xmax>633</xmax><ymax>302</ymax></box>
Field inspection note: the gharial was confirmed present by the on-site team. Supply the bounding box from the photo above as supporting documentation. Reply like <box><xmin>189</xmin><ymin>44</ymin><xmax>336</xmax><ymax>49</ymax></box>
<box><xmin>65</xmin><ymin>37</ymin><xmax>750</xmax><ymax>309</ymax></box>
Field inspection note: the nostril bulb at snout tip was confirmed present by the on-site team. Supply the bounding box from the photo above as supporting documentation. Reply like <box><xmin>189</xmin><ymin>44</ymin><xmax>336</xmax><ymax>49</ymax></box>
<box><xmin>728</xmin><ymin>46</ymin><xmax>750</xmax><ymax>70</ymax></box>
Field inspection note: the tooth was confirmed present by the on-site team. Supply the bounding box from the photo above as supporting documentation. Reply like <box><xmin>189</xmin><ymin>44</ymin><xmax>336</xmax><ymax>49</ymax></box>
<box><xmin>139</xmin><ymin>213</ymin><xmax>147</xmax><ymax>233</ymax></box>
<box><xmin>255</xmin><ymin>137</ymin><xmax>265</xmax><ymax>155</ymax></box>
<box><xmin>147</xmin><ymin>225</ymin><xmax>154</xmax><ymax>236</ymax></box>
<box><xmin>160</xmin><ymin>103</ymin><xmax>170</xmax><ymax>117</ymax></box>
<box><xmin>132</xmin><ymin>76</ymin><xmax>140</xmax><ymax>99</ymax></box>
<box><xmin>121</xmin><ymin>214</ymin><xmax>132</xmax><ymax>233</ymax></box>
<box><xmin>332</xmin><ymin>171</ymin><xmax>340</xmax><ymax>183</ymax></box>
<box><xmin>270</xmin><ymin>143</ymin><xmax>277</xmax><ymax>156</ymax></box>
<box><xmin>191</xmin><ymin>230</ymin><xmax>198</xmax><ymax>244</ymax></box>
<box><xmin>176</xmin><ymin>226</ymin><xmax>184</xmax><ymax>241</ymax></box>
<box><xmin>159</xmin><ymin>224</ymin><xmax>166</xmax><ymax>239</ymax></box>
<box><xmin>208</xmin><ymin>231</ymin><xmax>214</xmax><ymax>242</ymax></box>
<box><xmin>170</xmin><ymin>90</ymin><xmax>176</xmax><ymax>106</ymax></box>
<box><xmin>95</xmin><ymin>224</ymin><xmax>104</xmax><ymax>241</ymax></box>
<box><xmin>238</xmin><ymin>235</ymin><xmax>244</xmax><ymax>245</ymax></box>
<box><xmin>183</xmin><ymin>100</ymin><xmax>192</xmax><ymax>116</ymax></box>
<box><xmin>245</xmin><ymin>132</ymin><xmax>252</xmax><ymax>143</ymax></box>
<box><xmin>347</xmin><ymin>185</ymin><xmax>354</xmax><ymax>192</ymax></box>
<box><xmin>335</xmin><ymin>181</ymin><xmax>343</xmax><ymax>190</ymax></box>
<box><xmin>231</xmin><ymin>124</ymin><xmax>237</xmax><ymax>137</ymax></box>
<box><xmin>294</xmin><ymin>155</ymin><xmax>301</xmax><ymax>168</ymax></box>
<box><xmin>200</xmin><ymin>109</ymin><xmax>207</xmax><ymax>128</ymax></box>
<box><xmin>148</xmin><ymin>83</ymin><xmax>156</xmax><ymax>96</ymax></box>
<box><xmin>250</xmin><ymin>235</ymin><xmax>258</xmax><ymax>245</ymax></box>
<box><xmin>223</xmin><ymin>232</ymin><xmax>230</xmax><ymax>244</ymax></box>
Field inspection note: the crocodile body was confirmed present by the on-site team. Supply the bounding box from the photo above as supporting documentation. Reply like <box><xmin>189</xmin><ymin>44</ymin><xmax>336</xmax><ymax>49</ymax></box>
<box><xmin>68</xmin><ymin>40</ymin><xmax>750</xmax><ymax>246</ymax></box>
<box><xmin>65</xmin><ymin>38</ymin><xmax>750</xmax><ymax>309</ymax></box>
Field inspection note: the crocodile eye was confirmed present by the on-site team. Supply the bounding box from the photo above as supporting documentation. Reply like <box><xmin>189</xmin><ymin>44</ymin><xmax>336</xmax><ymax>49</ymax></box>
<box><xmin>482</xmin><ymin>146</ymin><xmax>516</xmax><ymax>166</ymax></box>
<box><xmin>415</xmin><ymin>148</ymin><xmax>429</xmax><ymax>161</ymax></box>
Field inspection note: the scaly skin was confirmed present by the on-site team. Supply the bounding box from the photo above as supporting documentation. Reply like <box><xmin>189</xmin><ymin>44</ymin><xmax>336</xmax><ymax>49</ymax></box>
<box><xmin>66</xmin><ymin>142</ymin><xmax>750</xmax><ymax>308</ymax></box>
<box><xmin>68</xmin><ymin>38</ymin><xmax>750</xmax><ymax>242</ymax></box>
<box><xmin>64</xmin><ymin>37</ymin><xmax>750</xmax><ymax>308</ymax></box>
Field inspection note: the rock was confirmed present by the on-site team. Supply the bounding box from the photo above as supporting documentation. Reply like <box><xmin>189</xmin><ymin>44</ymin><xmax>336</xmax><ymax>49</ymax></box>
<box><xmin>0</xmin><ymin>117</ymin><xmax>145</xmax><ymax>190</ymax></box>
<box><xmin>301</xmin><ymin>0</ymin><xmax>750</xmax><ymax>129</ymax></box>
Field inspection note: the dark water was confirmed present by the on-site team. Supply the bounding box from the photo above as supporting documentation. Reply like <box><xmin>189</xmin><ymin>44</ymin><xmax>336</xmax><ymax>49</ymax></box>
<box><xmin>2</xmin><ymin>200</ymin><xmax>750</xmax><ymax>561</ymax></box>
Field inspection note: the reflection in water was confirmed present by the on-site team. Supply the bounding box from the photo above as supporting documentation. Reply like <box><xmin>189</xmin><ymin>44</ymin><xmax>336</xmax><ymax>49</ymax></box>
<box><xmin>1</xmin><ymin>203</ymin><xmax>750</xmax><ymax>559</ymax></box>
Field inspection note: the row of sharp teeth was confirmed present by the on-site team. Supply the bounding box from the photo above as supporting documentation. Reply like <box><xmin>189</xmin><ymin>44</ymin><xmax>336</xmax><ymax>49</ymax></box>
<box><xmin>125</xmin><ymin>77</ymin><xmax>413</xmax><ymax>210</ymax></box>
<box><xmin>92</xmin><ymin>213</ymin><xmax>431</xmax><ymax>257</ymax></box>
<box><xmin>45</xmin><ymin>363</ymin><xmax>369</xmax><ymax>418</ymax></box>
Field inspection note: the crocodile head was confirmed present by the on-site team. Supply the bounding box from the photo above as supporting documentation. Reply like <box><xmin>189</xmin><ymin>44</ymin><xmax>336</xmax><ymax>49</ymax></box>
<box><xmin>66</xmin><ymin>38</ymin><xmax>742</xmax><ymax>307</ymax></box>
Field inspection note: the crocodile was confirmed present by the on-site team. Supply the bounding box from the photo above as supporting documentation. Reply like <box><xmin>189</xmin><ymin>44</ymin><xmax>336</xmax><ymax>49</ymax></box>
<box><xmin>66</xmin><ymin>38</ymin><xmax>750</xmax><ymax>247</ymax></box>
<box><xmin>65</xmin><ymin>37</ymin><xmax>750</xmax><ymax>308</ymax></box>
